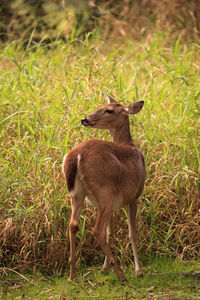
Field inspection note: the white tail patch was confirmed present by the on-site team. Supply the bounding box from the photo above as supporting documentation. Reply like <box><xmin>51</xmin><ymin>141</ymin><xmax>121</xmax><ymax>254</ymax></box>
<box><xmin>70</xmin><ymin>154</ymin><xmax>85</xmax><ymax>198</ymax></box>
<box><xmin>62</xmin><ymin>153</ymin><xmax>68</xmax><ymax>177</ymax></box>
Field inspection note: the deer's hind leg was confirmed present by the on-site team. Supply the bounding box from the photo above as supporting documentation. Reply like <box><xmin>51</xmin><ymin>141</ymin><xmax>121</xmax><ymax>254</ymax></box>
<box><xmin>93</xmin><ymin>190</ymin><xmax>127</xmax><ymax>282</ymax></box>
<box><xmin>69</xmin><ymin>194</ymin><xmax>83</xmax><ymax>280</ymax></box>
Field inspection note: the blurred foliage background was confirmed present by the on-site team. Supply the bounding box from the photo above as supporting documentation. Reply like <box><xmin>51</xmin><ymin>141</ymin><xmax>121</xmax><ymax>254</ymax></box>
<box><xmin>0</xmin><ymin>0</ymin><xmax>200</xmax><ymax>42</ymax></box>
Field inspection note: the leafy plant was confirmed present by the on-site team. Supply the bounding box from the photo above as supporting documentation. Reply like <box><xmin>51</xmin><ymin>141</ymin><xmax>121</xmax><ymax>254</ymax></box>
<box><xmin>0</xmin><ymin>33</ymin><xmax>199</xmax><ymax>275</ymax></box>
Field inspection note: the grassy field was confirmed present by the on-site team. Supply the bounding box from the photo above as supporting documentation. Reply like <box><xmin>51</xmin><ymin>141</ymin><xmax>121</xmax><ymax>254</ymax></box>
<box><xmin>1</xmin><ymin>258</ymin><xmax>200</xmax><ymax>299</ymax></box>
<box><xmin>0</xmin><ymin>32</ymin><xmax>199</xmax><ymax>290</ymax></box>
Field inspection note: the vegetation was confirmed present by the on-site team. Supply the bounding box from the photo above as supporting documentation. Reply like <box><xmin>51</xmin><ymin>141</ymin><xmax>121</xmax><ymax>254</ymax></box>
<box><xmin>0</xmin><ymin>31</ymin><xmax>199</xmax><ymax>279</ymax></box>
<box><xmin>1</xmin><ymin>258</ymin><xmax>200</xmax><ymax>299</ymax></box>
<box><xmin>1</xmin><ymin>0</ymin><xmax>200</xmax><ymax>42</ymax></box>
<box><xmin>0</xmin><ymin>3</ymin><xmax>199</xmax><ymax>300</ymax></box>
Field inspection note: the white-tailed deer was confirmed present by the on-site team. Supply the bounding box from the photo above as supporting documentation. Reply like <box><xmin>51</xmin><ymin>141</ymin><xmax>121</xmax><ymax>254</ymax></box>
<box><xmin>62</xmin><ymin>93</ymin><xmax>146</xmax><ymax>282</ymax></box>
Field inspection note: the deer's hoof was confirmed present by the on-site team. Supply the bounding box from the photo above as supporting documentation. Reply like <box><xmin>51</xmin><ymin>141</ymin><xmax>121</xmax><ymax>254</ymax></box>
<box><xmin>117</xmin><ymin>270</ymin><xmax>128</xmax><ymax>282</ymax></box>
<box><xmin>102</xmin><ymin>265</ymin><xmax>110</xmax><ymax>273</ymax></box>
<box><xmin>122</xmin><ymin>276</ymin><xmax>128</xmax><ymax>283</ymax></box>
<box><xmin>69</xmin><ymin>273</ymin><xmax>76</xmax><ymax>282</ymax></box>
<box><xmin>136</xmin><ymin>270</ymin><xmax>143</xmax><ymax>278</ymax></box>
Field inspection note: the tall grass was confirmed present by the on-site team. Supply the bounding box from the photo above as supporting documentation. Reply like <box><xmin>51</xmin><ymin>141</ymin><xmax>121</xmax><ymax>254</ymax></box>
<box><xmin>0</xmin><ymin>34</ymin><xmax>199</xmax><ymax>274</ymax></box>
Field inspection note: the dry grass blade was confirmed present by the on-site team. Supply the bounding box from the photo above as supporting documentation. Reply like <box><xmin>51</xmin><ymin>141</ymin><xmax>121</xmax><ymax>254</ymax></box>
<box><xmin>0</xmin><ymin>267</ymin><xmax>34</xmax><ymax>285</ymax></box>
<box><xmin>0</xmin><ymin>32</ymin><xmax>199</xmax><ymax>275</ymax></box>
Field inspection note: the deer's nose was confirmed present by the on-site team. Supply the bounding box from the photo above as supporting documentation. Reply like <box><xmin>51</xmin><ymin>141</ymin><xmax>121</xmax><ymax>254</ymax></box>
<box><xmin>81</xmin><ymin>117</ymin><xmax>89</xmax><ymax>126</ymax></box>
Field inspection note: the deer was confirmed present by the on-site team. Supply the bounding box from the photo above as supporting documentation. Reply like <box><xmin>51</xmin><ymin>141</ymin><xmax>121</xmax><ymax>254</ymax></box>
<box><xmin>62</xmin><ymin>93</ymin><xmax>146</xmax><ymax>282</ymax></box>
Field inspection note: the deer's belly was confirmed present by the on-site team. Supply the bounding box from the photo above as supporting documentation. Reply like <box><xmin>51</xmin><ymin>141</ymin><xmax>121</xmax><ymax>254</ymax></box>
<box><xmin>85</xmin><ymin>194</ymin><xmax>123</xmax><ymax>211</ymax></box>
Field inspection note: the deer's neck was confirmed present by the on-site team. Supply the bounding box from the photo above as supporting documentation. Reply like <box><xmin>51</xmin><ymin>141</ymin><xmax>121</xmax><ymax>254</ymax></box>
<box><xmin>109</xmin><ymin>119</ymin><xmax>134</xmax><ymax>145</ymax></box>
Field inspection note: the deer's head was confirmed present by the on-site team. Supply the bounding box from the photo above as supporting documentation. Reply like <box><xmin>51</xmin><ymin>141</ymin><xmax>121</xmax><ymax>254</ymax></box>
<box><xmin>81</xmin><ymin>93</ymin><xmax>144</xmax><ymax>131</ymax></box>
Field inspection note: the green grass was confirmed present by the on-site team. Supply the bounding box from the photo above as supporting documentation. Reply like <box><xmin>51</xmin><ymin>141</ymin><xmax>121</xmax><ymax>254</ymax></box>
<box><xmin>0</xmin><ymin>32</ymin><xmax>199</xmax><ymax>274</ymax></box>
<box><xmin>1</xmin><ymin>258</ymin><xmax>199</xmax><ymax>299</ymax></box>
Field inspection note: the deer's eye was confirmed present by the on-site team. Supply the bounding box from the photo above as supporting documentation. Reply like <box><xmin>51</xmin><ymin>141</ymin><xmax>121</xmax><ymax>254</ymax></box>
<box><xmin>105</xmin><ymin>109</ymin><xmax>113</xmax><ymax>114</ymax></box>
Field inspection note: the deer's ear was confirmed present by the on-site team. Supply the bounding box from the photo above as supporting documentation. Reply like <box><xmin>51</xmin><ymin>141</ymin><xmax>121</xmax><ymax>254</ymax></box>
<box><xmin>124</xmin><ymin>101</ymin><xmax>144</xmax><ymax>114</ymax></box>
<box><xmin>102</xmin><ymin>93</ymin><xmax>116</xmax><ymax>104</ymax></box>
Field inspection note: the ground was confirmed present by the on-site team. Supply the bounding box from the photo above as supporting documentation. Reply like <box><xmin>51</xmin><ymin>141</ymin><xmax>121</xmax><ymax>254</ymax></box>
<box><xmin>1</xmin><ymin>258</ymin><xmax>199</xmax><ymax>299</ymax></box>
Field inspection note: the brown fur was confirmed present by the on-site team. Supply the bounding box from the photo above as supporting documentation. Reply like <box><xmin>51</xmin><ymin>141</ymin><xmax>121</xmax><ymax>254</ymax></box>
<box><xmin>63</xmin><ymin>94</ymin><xmax>146</xmax><ymax>281</ymax></box>
<box><xmin>64</xmin><ymin>140</ymin><xmax>145</xmax><ymax>204</ymax></box>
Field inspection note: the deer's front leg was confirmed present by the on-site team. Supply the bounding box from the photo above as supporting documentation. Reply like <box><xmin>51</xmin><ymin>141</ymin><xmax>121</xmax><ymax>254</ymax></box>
<box><xmin>127</xmin><ymin>200</ymin><xmax>142</xmax><ymax>277</ymax></box>
<box><xmin>102</xmin><ymin>219</ymin><xmax>112</xmax><ymax>272</ymax></box>
<box><xmin>69</xmin><ymin>196</ymin><xmax>83</xmax><ymax>280</ymax></box>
